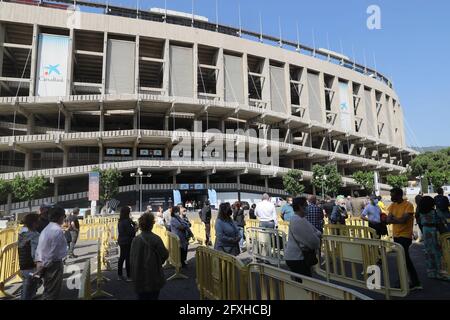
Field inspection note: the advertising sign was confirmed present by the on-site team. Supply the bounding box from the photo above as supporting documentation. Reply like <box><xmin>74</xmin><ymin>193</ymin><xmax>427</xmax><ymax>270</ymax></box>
<box><xmin>88</xmin><ymin>172</ymin><xmax>100</xmax><ymax>201</ymax></box>
<box><xmin>338</xmin><ymin>81</ymin><xmax>352</xmax><ymax>132</ymax></box>
<box><xmin>36</xmin><ymin>34</ymin><xmax>69</xmax><ymax>97</ymax></box>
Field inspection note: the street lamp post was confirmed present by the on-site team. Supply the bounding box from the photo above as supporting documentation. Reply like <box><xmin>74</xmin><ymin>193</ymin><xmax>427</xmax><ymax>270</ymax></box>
<box><xmin>130</xmin><ymin>167</ymin><xmax>151</xmax><ymax>212</ymax></box>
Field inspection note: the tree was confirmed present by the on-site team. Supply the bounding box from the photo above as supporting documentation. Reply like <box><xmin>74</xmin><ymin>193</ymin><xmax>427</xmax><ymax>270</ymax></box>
<box><xmin>93</xmin><ymin>168</ymin><xmax>122</xmax><ymax>210</ymax></box>
<box><xmin>282</xmin><ymin>169</ymin><xmax>305</xmax><ymax>197</ymax></box>
<box><xmin>410</xmin><ymin>147</ymin><xmax>450</xmax><ymax>190</ymax></box>
<box><xmin>11</xmin><ymin>175</ymin><xmax>48</xmax><ymax>212</ymax></box>
<box><xmin>351</xmin><ymin>171</ymin><xmax>375</xmax><ymax>195</ymax></box>
<box><xmin>312</xmin><ymin>164</ymin><xmax>342</xmax><ymax>198</ymax></box>
<box><xmin>0</xmin><ymin>179</ymin><xmax>11</xmax><ymax>202</ymax></box>
<box><xmin>386</xmin><ymin>174</ymin><xmax>409</xmax><ymax>189</ymax></box>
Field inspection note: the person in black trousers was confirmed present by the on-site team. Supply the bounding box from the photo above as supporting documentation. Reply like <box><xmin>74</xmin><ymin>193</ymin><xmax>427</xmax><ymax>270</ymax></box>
<box><xmin>117</xmin><ymin>206</ymin><xmax>136</xmax><ymax>281</ymax></box>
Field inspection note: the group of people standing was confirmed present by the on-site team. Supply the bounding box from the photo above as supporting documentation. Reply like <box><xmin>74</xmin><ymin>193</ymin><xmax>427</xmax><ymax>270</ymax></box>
<box><xmin>18</xmin><ymin>204</ymin><xmax>81</xmax><ymax>300</ymax></box>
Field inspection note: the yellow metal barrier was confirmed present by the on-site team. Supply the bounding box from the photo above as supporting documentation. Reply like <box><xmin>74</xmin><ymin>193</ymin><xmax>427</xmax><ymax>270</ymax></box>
<box><xmin>195</xmin><ymin>246</ymin><xmax>248</xmax><ymax>300</ymax></box>
<box><xmin>316</xmin><ymin>235</ymin><xmax>410</xmax><ymax>299</ymax></box>
<box><xmin>248</xmin><ymin>263</ymin><xmax>372</xmax><ymax>300</ymax></box>
<box><xmin>78</xmin><ymin>259</ymin><xmax>92</xmax><ymax>300</ymax></box>
<box><xmin>79</xmin><ymin>223</ymin><xmax>107</xmax><ymax>241</ymax></box>
<box><xmin>0</xmin><ymin>242</ymin><xmax>20</xmax><ymax>298</ymax></box>
<box><xmin>346</xmin><ymin>217</ymin><xmax>369</xmax><ymax>227</ymax></box>
<box><xmin>246</xmin><ymin>227</ymin><xmax>287</xmax><ymax>267</ymax></box>
<box><xmin>166</xmin><ymin>232</ymin><xmax>188</xmax><ymax>281</ymax></box>
<box><xmin>324</xmin><ymin>224</ymin><xmax>377</xmax><ymax>239</ymax></box>
<box><xmin>441</xmin><ymin>233</ymin><xmax>450</xmax><ymax>275</ymax></box>
<box><xmin>0</xmin><ymin>227</ymin><xmax>18</xmax><ymax>249</ymax></box>
<box><xmin>278</xmin><ymin>220</ymin><xmax>289</xmax><ymax>237</ymax></box>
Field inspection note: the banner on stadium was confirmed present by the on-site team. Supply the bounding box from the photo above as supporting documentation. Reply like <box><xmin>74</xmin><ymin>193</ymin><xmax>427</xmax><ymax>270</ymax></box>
<box><xmin>88</xmin><ymin>171</ymin><xmax>100</xmax><ymax>201</ymax></box>
<box><xmin>208</xmin><ymin>189</ymin><xmax>217</xmax><ymax>208</ymax></box>
<box><xmin>36</xmin><ymin>34</ymin><xmax>70</xmax><ymax>97</ymax></box>
<box><xmin>338</xmin><ymin>81</ymin><xmax>352</xmax><ymax>132</ymax></box>
<box><xmin>173</xmin><ymin>190</ymin><xmax>182</xmax><ymax>206</ymax></box>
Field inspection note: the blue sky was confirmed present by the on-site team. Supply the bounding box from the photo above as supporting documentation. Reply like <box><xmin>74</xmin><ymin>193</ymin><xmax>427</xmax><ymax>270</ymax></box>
<box><xmin>101</xmin><ymin>0</ymin><xmax>449</xmax><ymax>147</ymax></box>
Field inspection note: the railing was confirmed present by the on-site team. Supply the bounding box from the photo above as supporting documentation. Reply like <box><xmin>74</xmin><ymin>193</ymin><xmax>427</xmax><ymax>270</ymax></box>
<box><xmin>441</xmin><ymin>233</ymin><xmax>450</xmax><ymax>275</ymax></box>
<box><xmin>316</xmin><ymin>235</ymin><xmax>410</xmax><ymax>299</ymax></box>
<box><xmin>324</xmin><ymin>224</ymin><xmax>377</xmax><ymax>239</ymax></box>
<box><xmin>0</xmin><ymin>242</ymin><xmax>20</xmax><ymax>298</ymax></box>
<box><xmin>246</xmin><ymin>227</ymin><xmax>287</xmax><ymax>268</ymax></box>
<box><xmin>0</xmin><ymin>227</ymin><xmax>19</xmax><ymax>248</ymax></box>
<box><xmin>248</xmin><ymin>263</ymin><xmax>372</xmax><ymax>300</ymax></box>
<box><xmin>195</xmin><ymin>246</ymin><xmax>248</xmax><ymax>300</ymax></box>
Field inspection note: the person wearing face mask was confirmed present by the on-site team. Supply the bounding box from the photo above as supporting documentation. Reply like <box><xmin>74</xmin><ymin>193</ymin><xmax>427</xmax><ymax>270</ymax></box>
<box><xmin>281</xmin><ymin>197</ymin><xmax>295</xmax><ymax>222</ymax></box>
<box><xmin>330</xmin><ymin>198</ymin><xmax>348</xmax><ymax>225</ymax></box>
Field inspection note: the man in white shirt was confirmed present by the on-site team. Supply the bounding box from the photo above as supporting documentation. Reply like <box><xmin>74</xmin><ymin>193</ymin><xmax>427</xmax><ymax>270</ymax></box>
<box><xmin>255</xmin><ymin>193</ymin><xmax>278</xmax><ymax>229</ymax></box>
<box><xmin>35</xmin><ymin>206</ymin><xmax>68</xmax><ymax>300</ymax></box>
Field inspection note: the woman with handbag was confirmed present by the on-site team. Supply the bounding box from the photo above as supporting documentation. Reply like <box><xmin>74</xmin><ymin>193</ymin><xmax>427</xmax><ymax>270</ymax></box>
<box><xmin>214</xmin><ymin>202</ymin><xmax>241</xmax><ymax>256</ymax></box>
<box><xmin>285</xmin><ymin>197</ymin><xmax>321</xmax><ymax>277</ymax></box>
<box><xmin>417</xmin><ymin>196</ymin><xmax>450</xmax><ymax>281</ymax></box>
<box><xmin>130</xmin><ymin>212</ymin><xmax>169</xmax><ymax>300</ymax></box>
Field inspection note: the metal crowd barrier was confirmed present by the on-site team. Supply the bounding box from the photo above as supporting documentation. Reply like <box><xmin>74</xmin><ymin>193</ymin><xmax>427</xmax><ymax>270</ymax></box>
<box><xmin>0</xmin><ymin>227</ymin><xmax>18</xmax><ymax>249</ymax></box>
<box><xmin>248</xmin><ymin>263</ymin><xmax>372</xmax><ymax>300</ymax></box>
<box><xmin>195</xmin><ymin>246</ymin><xmax>248</xmax><ymax>300</ymax></box>
<box><xmin>0</xmin><ymin>242</ymin><xmax>20</xmax><ymax>298</ymax></box>
<box><xmin>324</xmin><ymin>224</ymin><xmax>378</xmax><ymax>239</ymax></box>
<box><xmin>246</xmin><ymin>227</ymin><xmax>287</xmax><ymax>268</ymax></box>
<box><xmin>441</xmin><ymin>233</ymin><xmax>450</xmax><ymax>275</ymax></box>
<box><xmin>316</xmin><ymin>235</ymin><xmax>410</xmax><ymax>299</ymax></box>
<box><xmin>345</xmin><ymin>217</ymin><xmax>369</xmax><ymax>227</ymax></box>
<box><xmin>78</xmin><ymin>260</ymin><xmax>92</xmax><ymax>300</ymax></box>
<box><xmin>191</xmin><ymin>219</ymin><xmax>216</xmax><ymax>246</ymax></box>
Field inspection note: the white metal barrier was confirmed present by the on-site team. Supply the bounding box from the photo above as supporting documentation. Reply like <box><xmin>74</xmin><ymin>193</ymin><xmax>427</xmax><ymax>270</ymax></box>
<box><xmin>246</xmin><ymin>227</ymin><xmax>287</xmax><ymax>268</ymax></box>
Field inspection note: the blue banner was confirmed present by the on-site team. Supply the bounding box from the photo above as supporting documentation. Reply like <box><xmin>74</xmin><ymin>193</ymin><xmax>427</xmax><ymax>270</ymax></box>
<box><xmin>209</xmin><ymin>189</ymin><xmax>217</xmax><ymax>208</ymax></box>
<box><xmin>173</xmin><ymin>190</ymin><xmax>182</xmax><ymax>206</ymax></box>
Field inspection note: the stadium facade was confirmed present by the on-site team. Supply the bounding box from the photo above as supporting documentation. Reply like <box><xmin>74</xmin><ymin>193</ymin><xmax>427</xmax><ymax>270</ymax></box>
<box><xmin>0</xmin><ymin>0</ymin><xmax>417</xmax><ymax>212</ymax></box>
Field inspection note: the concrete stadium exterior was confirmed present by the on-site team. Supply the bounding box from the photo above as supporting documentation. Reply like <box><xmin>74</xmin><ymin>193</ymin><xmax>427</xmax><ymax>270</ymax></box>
<box><xmin>0</xmin><ymin>1</ymin><xmax>417</xmax><ymax>212</ymax></box>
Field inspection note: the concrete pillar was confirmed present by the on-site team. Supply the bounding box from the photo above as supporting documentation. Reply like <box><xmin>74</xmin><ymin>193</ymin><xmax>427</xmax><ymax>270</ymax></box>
<box><xmin>283</xmin><ymin>62</ymin><xmax>291</xmax><ymax>114</ymax></box>
<box><xmin>264</xmin><ymin>177</ymin><xmax>269</xmax><ymax>192</ymax></box>
<box><xmin>135</xmin><ymin>35</ymin><xmax>140</xmax><ymax>94</ymax></box>
<box><xmin>27</xmin><ymin>115</ymin><xmax>35</xmax><ymax>135</ymax></box>
<box><xmin>6</xmin><ymin>193</ymin><xmax>12</xmax><ymax>215</ymax></box>
<box><xmin>193</xmin><ymin>42</ymin><xmax>198</xmax><ymax>99</ymax></box>
<box><xmin>163</xmin><ymin>39</ymin><xmax>170</xmax><ymax>97</ymax></box>
<box><xmin>164</xmin><ymin>116</ymin><xmax>169</xmax><ymax>131</ymax></box>
<box><xmin>29</xmin><ymin>24</ymin><xmax>39</xmax><ymax>97</ymax></box>
<box><xmin>63</xmin><ymin>147</ymin><xmax>69</xmax><ymax>167</ymax></box>
<box><xmin>66</xmin><ymin>28</ymin><xmax>74</xmax><ymax>96</ymax></box>
<box><xmin>312</xmin><ymin>185</ymin><xmax>316</xmax><ymax>195</ymax></box>
<box><xmin>132</xmin><ymin>145</ymin><xmax>137</xmax><ymax>160</ymax></box>
<box><xmin>98</xmin><ymin>146</ymin><xmax>104</xmax><ymax>164</ymax></box>
<box><xmin>237</xmin><ymin>175</ymin><xmax>241</xmax><ymax>201</ymax></box>
<box><xmin>0</xmin><ymin>23</ymin><xmax>4</xmax><ymax>95</ymax></box>
<box><xmin>25</xmin><ymin>151</ymin><xmax>32</xmax><ymax>171</ymax></box>
<box><xmin>99</xmin><ymin>107</ymin><xmax>105</xmax><ymax>131</ymax></box>
<box><xmin>289</xmin><ymin>159</ymin><xmax>295</xmax><ymax>169</ymax></box>
<box><xmin>216</xmin><ymin>47</ymin><xmax>224</xmax><ymax>101</ymax></box>
<box><xmin>164</xmin><ymin>147</ymin><xmax>169</xmax><ymax>160</ymax></box>
<box><xmin>206</xmin><ymin>175</ymin><xmax>210</xmax><ymax>189</ymax></box>
<box><xmin>242</xmin><ymin>53</ymin><xmax>249</xmax><ymax>106</ymax></box>
<box><xmin>53</xmin><ymin>179</ymin><xmax>59</xmax><ymax>203</ymax></box>
<box><xmin>101</xmin><ymin>32</ymin><xmax>108</xmax><ymax>95</ymax></box>
<box><xmin>172</xmin><ymin>175</ymin><xmax>177</xmax><ymax>188</ymax></box>
<box><xmin>262</xmin><ymin>58</ymin><xmax>271</xmax><ymax>106</ymax></box>
<box><xmin>220</xmin><ymin>120</ymin><xmax>225</xmax><ymax>133</ymax></box>
<box><xmin>64</xmin><ymin>114</ymin><xmax>71</xmax><ymax>133</ymax></box>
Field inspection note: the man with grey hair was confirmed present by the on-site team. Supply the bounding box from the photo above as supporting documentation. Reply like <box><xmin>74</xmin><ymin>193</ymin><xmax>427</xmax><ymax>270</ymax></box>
<box><xmin>255</xmin><ymin>193</ymin><xmax>278</xmax><ymax>229</ymax></box>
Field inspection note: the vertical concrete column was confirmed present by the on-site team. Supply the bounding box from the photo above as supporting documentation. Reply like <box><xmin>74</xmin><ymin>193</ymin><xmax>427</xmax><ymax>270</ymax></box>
<box><xmin>27</xmin><ymin>115</ymin><xmax>35</xmax><ymax>135</ymax></box>
<box><xmin>101</xmin><ymin>32</ymin><xmax>108</xmax><ymax>95</ymax></box>
<box><xmin>64</xmin><ymin>114</ymin><xmax>71</xmax><ymax>133</ymax></box>
<box><xmin>53</xmin><ymin>179</ymin><xmax>59</xmax><ymax>203</ymax></box>
<box><xmin>264</xmin><ymin>177</ymin><xmax>269</xmax><ymax>192</ymax></box>
<box><xmin>0</xmin><ymin>23</ymin><xmax>4</xmax><ymax>96</ymax></box>
<box><xmin>370</xmin><ymin>89</ymin><xmax>379</xmax><ymax>139</ymax></box>
<box><xmin>262</xmin><ymin>58</ymin><xmax>271</xmax><ymax>107</ymax></box>
<box><xmin>164</xmin><ymin>116</ymin><xmax>169</xmax><ymax>131</ymax></box>
<box><xmin>6</xmin><ymin>193</ymin><xmax>12</xmax><ymax>215</ymax></box>
<box><xmin>283</xmin><ymin>63</ymin><xmax>291</xmax><ymax>115</ymax></box>
<box><xmin>193</xmin><ymin>42</ymin><xmax>198</xmax><ymax>99</ymax></box>
<box><xmin>318</xmin><ymin>72</ymin><xmax>327</xmax><ymax>124</ymax></box>
<box><xmin>237</xmin><ymin>175</ymin><xmax>241</xmax><ymax>201</ymax></box>
<box><xmin>312</xmin><ymin>185</ymin><xmax>316</xmax><ymax>195</ymax></box>
<box><xmin>163</xmin><ymin>39</ymin><xmax>170</xmax><ymax>97</ymax></box>
<box><xmin>289</xmin><ymin>159</ymin><xmax>294</xmax><ymax>169</ymax></box>
<box><xmin>206</xmin><ymin>175</ymin><xmax>210</xmax><ymax>189</ymax></box>
<box><xmin>66</xmin><ymin>28</ymin><xmax>75</xmax><ymax>96</ymax></box>
<box><xmin>242</xmin><ymin>53</ymin><xmax>249</xmax><ymax>106</ymax></box>
<box><xmin>135</xmin><ymin>35</ymin><xmax>140</xmax><ymax>94</ymax></box>
<box><xmin>164</xmin><ymin>147</ymin><xmax>169</xmax><ymax>160</ymax></box>
<box><xmin>172</xmin><ymin>175</ymin><xmax>177</xmax><ymax>188</ymax></box>
<box><xmin>99</xmin><ymin>104</ymin><xmax>104</xmax><ymax>132</ymax></box>
<box><xmin>132</xmin><ymin>146</ymin><xmax>137</xmax><ymax>160</ymax></box>
<box><xmin>216</xmin><ymin>47</ymin><xmax>224</xmax><ymax>101</ymax></box>
<box><xmin>98</xmin><ymin>145</ymin><xmax>104</xmax><ymax>164</ymax></box>
<box><xmin>25</xmin><ymin>151</ymin><xmax>32</xmax><ymax>171</ymax></box>
<box><xmin>63</xmin><ymin>146</ymin><xmax>69</xmax><ymax>167</ymax></box>
<box><xmin>29</xmin><ymin>24</ymin><xmax>39</xmax><ymax>97</ymax></box>
<box><xmin>220</xmin><ymin>120</ymin><xmax>225</xmax><ymax>133</ymax></box>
